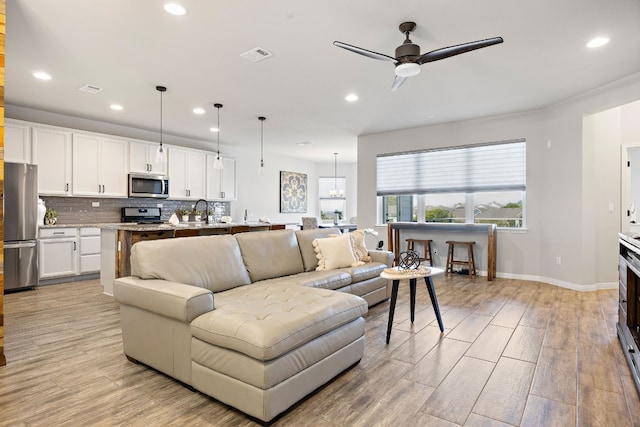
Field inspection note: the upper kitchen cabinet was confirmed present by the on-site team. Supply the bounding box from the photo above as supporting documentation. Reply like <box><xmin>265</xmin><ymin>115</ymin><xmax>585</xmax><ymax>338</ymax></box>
<box><xmin>72</xmin><ymin>134</ymin><xmax>128</xmax><ymax>197</ymax></box>
<box><xmin>168</xmin><ymin>146</ymin><xmax>206</xmax><ymax>200</ymax></box>
<box><xmin>33</xmin><ymin>127</ymin><xmax>72</xmax><ymax>196</ymax></box>
<box><xmin>5</xmin><ymin>120</ymin><xmax>32</xmax><ymax>163</ymax></box>
<box><xmin>206</xmin><ymin>155</ymin><xmax>237</xmax><ymax>200</ymax></box>
<box><xmin>130</xmin><ymin>140</ymin><xmax>168</xmax><ymax>175</ymax></box>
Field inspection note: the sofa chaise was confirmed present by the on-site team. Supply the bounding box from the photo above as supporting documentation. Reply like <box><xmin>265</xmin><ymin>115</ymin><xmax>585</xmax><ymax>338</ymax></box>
<box><xmin>113</xmin><ymin>228</ymin><xmax>393</xmax><ymax>423</ymax></box>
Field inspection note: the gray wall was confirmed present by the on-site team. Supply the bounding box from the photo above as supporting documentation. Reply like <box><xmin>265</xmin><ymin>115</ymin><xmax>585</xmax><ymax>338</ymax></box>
<box><xmin>357</xmin><ymin>72</ymin><xmax>640</xmax><ymax>291</ymax></box>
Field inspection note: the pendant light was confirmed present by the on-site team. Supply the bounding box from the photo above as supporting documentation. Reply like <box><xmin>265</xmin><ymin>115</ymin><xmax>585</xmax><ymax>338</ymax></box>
<box><xmin>258</xmin><ymin>116</ymin><xmax>266</xmax><ymax>175</ymax></box>
<box><xmin>155</xmin><ymin>85</ymin><xmax>168</xmax><ymax>164</ymax></box>
<box><xmin>212</xmin><ymin>103</ymin><xmax>224</xmax><ymax>169</ymax></box>
<box><xmin>330</xmin><ymin>152</ymin><xmax>344</xmax><ymax>198</ymax></box>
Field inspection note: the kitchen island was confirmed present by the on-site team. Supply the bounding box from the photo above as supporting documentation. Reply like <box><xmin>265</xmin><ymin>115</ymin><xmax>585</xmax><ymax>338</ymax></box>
<box><xmin>100</xmin><ymin>222</ymin><xmax>285</xmax><ymax>295</ymax></box>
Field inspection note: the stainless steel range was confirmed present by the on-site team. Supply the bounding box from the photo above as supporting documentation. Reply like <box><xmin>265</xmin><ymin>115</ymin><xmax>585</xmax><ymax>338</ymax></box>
<box><xmin>121</xmin><ymin>207</ymin><xmax>163</xmax><ymax>224</ymax></box>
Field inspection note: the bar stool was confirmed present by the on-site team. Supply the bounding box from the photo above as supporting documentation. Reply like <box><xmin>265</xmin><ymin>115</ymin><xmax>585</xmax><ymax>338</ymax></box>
<box><xmin>445</xmin><ymin>241</ymin><xmax>476</xmax><ymax>277</ymax></box>
<box><xmin>406</xmin><ymin>238</ymin><xmax>434</xmax><ymax>266</ymax></box>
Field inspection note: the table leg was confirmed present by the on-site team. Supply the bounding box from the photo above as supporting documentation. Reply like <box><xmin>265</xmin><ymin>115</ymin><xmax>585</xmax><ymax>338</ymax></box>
<box><xmin>386</xmin><ymin>280</ymin><xmax>400</xmax><ymax>344</ymax></box>
<box><xmin>410</xmin><ymin>278</ymin><xmax>417</xmax><ymax>323</ymax></box>
<box><xmin>424</xmin><ymin>276</ymin><xmax>444</xmax><ymax>332</ymax></box>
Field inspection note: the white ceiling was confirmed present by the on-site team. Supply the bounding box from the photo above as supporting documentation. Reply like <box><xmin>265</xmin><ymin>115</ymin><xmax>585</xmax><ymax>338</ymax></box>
<box><xmin>6</xmin><ymin>0</ymin><xmax>640</xmax><ymax>163</ymax></box>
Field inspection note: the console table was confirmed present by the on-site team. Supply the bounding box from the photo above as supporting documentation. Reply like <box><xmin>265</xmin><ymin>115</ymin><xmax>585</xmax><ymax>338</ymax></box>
<box><xmin>387</xmin><ymin>222</ymin><xmax>497</xmax><ymax>280</ymax></box>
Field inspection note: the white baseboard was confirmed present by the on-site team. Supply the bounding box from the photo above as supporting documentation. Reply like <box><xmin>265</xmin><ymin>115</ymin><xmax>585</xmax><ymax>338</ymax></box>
<box><xmin>494</xmin><ymin>272</ymin><xmax>618</xmax><ymax>292</ymax></box>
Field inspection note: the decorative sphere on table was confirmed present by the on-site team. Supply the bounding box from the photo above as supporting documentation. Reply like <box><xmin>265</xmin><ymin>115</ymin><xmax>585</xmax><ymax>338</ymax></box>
<box><xmin>397</xmin><ymin>250</ymin><xmax>421</xmax><ymax>270</ymax></box>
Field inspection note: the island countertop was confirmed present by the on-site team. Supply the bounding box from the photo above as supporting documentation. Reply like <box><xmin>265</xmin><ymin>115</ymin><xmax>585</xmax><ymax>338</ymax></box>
<box><xmin>99</xmin><ymin>221</ymin><xmax>282</xmax><ymax>232</ymax></box>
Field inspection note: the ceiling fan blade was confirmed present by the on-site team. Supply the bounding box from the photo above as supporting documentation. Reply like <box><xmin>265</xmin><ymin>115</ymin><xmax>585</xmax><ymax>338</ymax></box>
<box><xmin>333</xmin><ymin>41</ymin><xmax>398</xmax><ymax>63</ymax></box>
<box><xmin>391</xmin><ymin>76</ymin><xmax>408</xmax><ymax>91</ymax></box>
<box><xmin>416</xmin><ymin>37</ymin><xmax>503</xmax><ymax>65</ymax></box>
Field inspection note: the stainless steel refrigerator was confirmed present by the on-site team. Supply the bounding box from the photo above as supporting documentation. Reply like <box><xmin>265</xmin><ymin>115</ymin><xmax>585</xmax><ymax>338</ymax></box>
<box><xmin>4</xmin><ymin>162</ymin><xmax>38</xmax><ymax>292</ymax></box>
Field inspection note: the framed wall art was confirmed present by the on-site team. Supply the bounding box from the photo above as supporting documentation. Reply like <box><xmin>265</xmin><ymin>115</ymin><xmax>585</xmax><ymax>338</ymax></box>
<box><xmin>280</xmin><ymin>170</ymin><xmax>307</xmax><ymax>213</ymax></box>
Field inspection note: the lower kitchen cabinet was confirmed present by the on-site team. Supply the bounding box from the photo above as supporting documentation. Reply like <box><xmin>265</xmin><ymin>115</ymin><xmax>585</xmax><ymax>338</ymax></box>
<box><xmin>39</xmin><ymin>227</ymin><xmax>101</xmax><ymax>281</ymax></box>
<box><xmin>80</xmin><ymin>227</ymin><xmax>101</xmax><ymax>273</ymax></box>
<box><xmin>39</xmin><ymin>228</ymin><xmax>78</xmax><ymax>279</ymax></box>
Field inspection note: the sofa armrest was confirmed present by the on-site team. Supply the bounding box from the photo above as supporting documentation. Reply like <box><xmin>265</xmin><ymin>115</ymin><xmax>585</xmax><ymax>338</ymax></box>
<box><xmin>368</xmin><ymin>250</ymin><xmax>393</xmax><ymax>267</ymax></box>
<box><xmin>114</xmin><ymin>277</ymin><xmax>214</xmax><ymax>323</ymax></box>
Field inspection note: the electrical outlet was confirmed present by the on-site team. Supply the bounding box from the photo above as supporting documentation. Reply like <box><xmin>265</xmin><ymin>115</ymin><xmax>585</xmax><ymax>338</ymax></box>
<box><xmin>555</xmin><ymin>256</ymin><xmax>561</xmax><ymax>266</ymax></box>
<box><xmin>157</xmin><ymin>203</ymin><xmax>163</xmax><ymax>208</ymax></box>
<box><xmin>91</xmin><ymin>201</ymin><xmax>99</xmax><ymax>207</ymax></box>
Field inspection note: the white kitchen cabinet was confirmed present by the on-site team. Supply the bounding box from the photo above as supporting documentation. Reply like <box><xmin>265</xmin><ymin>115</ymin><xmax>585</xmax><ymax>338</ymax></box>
<box><xmin>130</xmin><ymin>140</ymin><xmax>167</xmax><ymax>175</ymax></box>
<box><xmin>168</xmin><ymin>146</ymin><xmax>206</xmax><ymax>200</ymax></box>
<box><xmin>72</xmin><ymin>134</ymin><xmax>128</xmax><ymax>197</ymax></box>
<box><xmin>206</xmin><ymin>155</ymin><xmax>236</xmax><ymax>200</ymax></box>
<box><xmin>79</xmin><ymin>227</ymin><xmax>101</xmax><ymax>273</ymax></box>
<box><xmin>33</xmin><ymin>127</ymin><xmax>72</xmax><ymax>195</ymax></box>
<box><xmin>38</xmin><ymin>228</ymin><xmax>78</xmax><ymax>279</ymax></box>
<box><xmin>5</xmin><ymin>121</ymin><xmax>32</xmax><ymax>163</ymax></box>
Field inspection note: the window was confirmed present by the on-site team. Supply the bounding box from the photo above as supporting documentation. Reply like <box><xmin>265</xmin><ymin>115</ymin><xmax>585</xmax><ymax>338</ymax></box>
<box><xmin>319</xmin><ymin>176</ymin><xmax>346</xmax><ymax>223</ymax></box>
<box><xmin>377</xmin><ymin>139</ymin><xmax>526</xmax><ymax>228</ymax></box>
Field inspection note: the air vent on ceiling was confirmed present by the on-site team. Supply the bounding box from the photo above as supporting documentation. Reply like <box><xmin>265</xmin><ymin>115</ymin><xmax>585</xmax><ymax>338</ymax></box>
<box><xmin>78</xmin><ymin>84</ymin><xmax>103</xmax><ymax>94</ymax></box>
<box><xmin>240</xmin><ymin>47</ymin><xmax>274</xmax><ymax>63</ymax></box>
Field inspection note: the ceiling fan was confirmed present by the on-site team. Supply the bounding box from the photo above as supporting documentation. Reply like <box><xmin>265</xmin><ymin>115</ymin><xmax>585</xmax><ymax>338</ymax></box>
<box><xmin>333</xmin><ymin>22</ymin><xmax>503</xmax><ymax>91</ymax></box>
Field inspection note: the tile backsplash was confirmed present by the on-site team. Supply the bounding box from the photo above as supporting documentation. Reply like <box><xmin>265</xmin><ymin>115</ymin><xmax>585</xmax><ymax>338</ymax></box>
<box><xmin>40</xmin><ymin>196</ymin><xmax>231</xmax><ymax>225</ymax></box>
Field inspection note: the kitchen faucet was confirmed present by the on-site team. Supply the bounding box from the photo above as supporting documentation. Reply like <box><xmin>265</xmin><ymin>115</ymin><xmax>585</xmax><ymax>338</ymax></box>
<box><xmin>193</xmin><ymin>199</ymin><xmax>209</xmax><ymax>223</ymax></box>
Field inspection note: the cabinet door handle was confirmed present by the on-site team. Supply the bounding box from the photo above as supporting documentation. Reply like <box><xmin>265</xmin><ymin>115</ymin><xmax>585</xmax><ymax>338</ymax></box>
<box><xmin>53</xmin><ymin>231</ymin><xmax>65</xmax><ymax>235</ymax></box>
<box><xmin>220</xmin><ymin>191</ymin><xmax>225</xmax><ymax>199</ymax></box>
<box><xmin>66</xmin><ymin>183</ymin><xmax>69</xmax><ymax>192</ymax></box>
<box><xmin>73</xmin><ymin>241</ymin><xmax>77</xmax><ymax>251</ymax></box>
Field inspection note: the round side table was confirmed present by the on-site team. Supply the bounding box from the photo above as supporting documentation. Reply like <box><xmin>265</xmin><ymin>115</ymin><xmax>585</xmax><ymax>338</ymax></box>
<box><xmin>380</xmin><ymin>266</ymin><xmax>445</xmax><ymax>344</ymax></box>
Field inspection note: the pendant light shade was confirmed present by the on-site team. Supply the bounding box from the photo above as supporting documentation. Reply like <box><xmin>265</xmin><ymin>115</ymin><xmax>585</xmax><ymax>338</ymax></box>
<box><xmin>155</xmin><ymin>85</ymin><xmax>168</xmax><ymax>164</ymax></box>
<box><xmin>330</xmin><ymin>152</ymin><xmax>344</xmax><ymax>198</ymax></box>
<box><xmin>258</xmin><ymin>116</ymin><xmax>266</xmax><ymax>175</ymax></box>
<box><xmin>212</xmin><ymin>103</ymin><xmax>224</xmax><ymax>169</ymax></box>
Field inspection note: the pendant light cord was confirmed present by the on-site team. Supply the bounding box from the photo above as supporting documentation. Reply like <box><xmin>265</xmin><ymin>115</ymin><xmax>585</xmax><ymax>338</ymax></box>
<box><xmin>334</xmin><ymin>152</ymin><xmax>338</xmax><ymax>193</ymax></box>
<box><xmin>259</xmin><ymin>116</ymin><xmax>266</xmax><ymax>168</ymax></box>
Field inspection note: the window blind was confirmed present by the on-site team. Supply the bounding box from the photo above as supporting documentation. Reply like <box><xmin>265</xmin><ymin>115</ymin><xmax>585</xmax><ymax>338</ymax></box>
<box><xmin>376</xmin><ymin>139</ymin><xmax>526</xmax><ymax>196</ymax></box>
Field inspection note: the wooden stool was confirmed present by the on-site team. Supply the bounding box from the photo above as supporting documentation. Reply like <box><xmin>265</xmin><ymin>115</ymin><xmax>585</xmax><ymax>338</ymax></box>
<box><xmin>406</xmin><ymin>238</ymin><xmax>434</xmax><ymax>266</ymax></box>
<box><xmin>445</xmin><ymin>241</ymin><xmax>476</xmax><ymax>277</ymax></box>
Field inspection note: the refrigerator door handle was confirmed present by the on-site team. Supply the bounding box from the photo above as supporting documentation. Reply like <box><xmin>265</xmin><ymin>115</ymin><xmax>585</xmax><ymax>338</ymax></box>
<box><xmin>4</xmin><ymin>241</ymin><xmax>37</xmax><ymax>249</ymax></box>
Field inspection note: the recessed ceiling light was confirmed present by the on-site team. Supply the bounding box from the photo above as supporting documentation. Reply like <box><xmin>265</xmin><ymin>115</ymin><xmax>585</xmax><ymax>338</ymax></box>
<box><xmin>296</xmin><ymin>141</ymin><xmax>311</xmax><ymax>146</ymax></box>
<box><xmin>586</xmin><ymin>36</ymin><xmax>609</xmax><ymax>48</ymax></box>
<box><xmin>110</xmin><ymin>104</ymin><xmax>123</xmax><ymax>111</ymax></box>
<box><xmin>164</xmin><ymin>3</ymin><xmax>187</xmax><ymax>15</ymax></box>
<box><xmin>33</xmin><ymin>71</ymin><xmax>52</xmax><ymax>80</ymax></box>
<box><xmin>345</xmin><ymin>94</ymin><xmax>358</xmax><ymax>102</ymax></box>
<box><xmin>210</xmin><ymin>127</ymin><xmax>219</xmax><ymax>133</ymax></box>
<box><xmin>193</xmin><ymin>107</ymin><xmax>205</xmax><ymax>115</ymax></box>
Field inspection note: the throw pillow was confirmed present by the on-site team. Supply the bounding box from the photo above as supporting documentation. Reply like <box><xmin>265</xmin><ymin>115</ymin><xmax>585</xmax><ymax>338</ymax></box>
<box><xmin>313</xmin><ymin>233</ymin><xmax>357</xmax><ymax>270</ymax></box>
<box><xmin>328</xmin><ymin>230</ymin><xmax>372</xmax><ymax>265</ymax></box>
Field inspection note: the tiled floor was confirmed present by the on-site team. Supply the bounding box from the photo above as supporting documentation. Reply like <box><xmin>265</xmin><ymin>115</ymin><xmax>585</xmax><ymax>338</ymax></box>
<box><xmin>1</xmin><ymin>275</ymin><xmax>639</xmax><ymax>426</ymax></box>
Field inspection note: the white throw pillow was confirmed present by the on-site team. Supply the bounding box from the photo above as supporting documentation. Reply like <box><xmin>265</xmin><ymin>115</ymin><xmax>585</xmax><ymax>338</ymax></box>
<box><xmin>313</xmin><ymin>234</ymin><xmax>357</xmax><ymax>270</ymax></box>
<box><xmin>328</xmin><ymin>230</ymin><xmax>371</xmax><ymax>266</ymax></box>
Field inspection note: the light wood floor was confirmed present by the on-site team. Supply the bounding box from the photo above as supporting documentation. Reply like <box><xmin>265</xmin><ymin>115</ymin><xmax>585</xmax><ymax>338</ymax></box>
<box><xmin>1</xmin><ymin>276</ymin><xmax>639</xmax><ymax>426</ymax></box>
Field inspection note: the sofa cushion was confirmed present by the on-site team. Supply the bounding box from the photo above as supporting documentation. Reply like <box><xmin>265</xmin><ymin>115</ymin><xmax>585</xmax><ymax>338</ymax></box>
<box><xmin>339</xmin><ymin>262</ymin><xmax>387</xmax><ymax>283</ymax></box>
<box><xmin>257</xmin><ymin>270</ymin><xmax>352</xmax><ymax>290</ymax></box>
<box><xmin>313</xmin><ymin>233</ymin><xmax>356</xmax><ymax>270</ymax></box>
<box><xmin>235</xmin><ymin>230</ymin><xmax>304</xmax><ymax>282</ymax></box>
<box><xmin>130</xmin><ymin>235</ymin><xmax>251</xmax><ymax>292</ymax></box>
<box><xmin>295</xmin><ymin>228</ymin><xmax>340</xmax><ymax>272</ymax></box>
<box><xmin>190</xmin><ymin>282</ymin><xmax>368</xmax><ymax>360</ymax></box>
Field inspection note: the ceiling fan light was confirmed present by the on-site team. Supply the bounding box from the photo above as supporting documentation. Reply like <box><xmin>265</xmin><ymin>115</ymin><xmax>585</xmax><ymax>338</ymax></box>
<box><xmin>395</xmin><ymin>63</ymin><xmax>420</xmax><ymax>78</ymax></box>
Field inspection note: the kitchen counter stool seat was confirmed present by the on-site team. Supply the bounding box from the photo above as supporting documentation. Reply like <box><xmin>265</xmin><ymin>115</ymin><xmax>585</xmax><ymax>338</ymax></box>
<box><xmin>405</xmin><ymin>238</ymin><xmax>434</xmax><ymax>266</ymax></box>
<box><xmin>445</xmin><ymin>241</ymin><xmax>476</xmax><ymax>277</ymax></box>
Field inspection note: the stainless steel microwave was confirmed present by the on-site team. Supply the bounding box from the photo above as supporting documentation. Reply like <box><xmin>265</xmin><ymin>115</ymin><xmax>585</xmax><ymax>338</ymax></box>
<box><xmin>128</xmin><ymin>173</ymin><xmax>169</xmax><ymax>198</ymax></box>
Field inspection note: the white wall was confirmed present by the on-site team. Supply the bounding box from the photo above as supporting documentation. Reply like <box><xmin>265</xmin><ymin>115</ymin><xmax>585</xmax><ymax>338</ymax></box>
<box><xmin>358</xmin><ymin>72</ymin><xmax>640</xmax><ymax>290</ymax></box>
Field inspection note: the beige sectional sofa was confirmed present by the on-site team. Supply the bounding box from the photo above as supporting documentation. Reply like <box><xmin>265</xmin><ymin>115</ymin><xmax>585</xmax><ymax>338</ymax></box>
<box><xmin>113</xmin><ymin>228</ymin><xmax>393</xmax><ymax>423</ymax></box>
